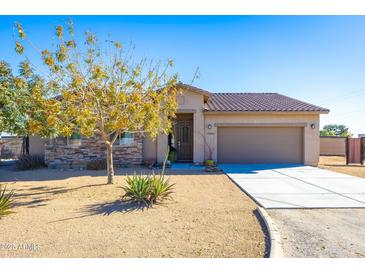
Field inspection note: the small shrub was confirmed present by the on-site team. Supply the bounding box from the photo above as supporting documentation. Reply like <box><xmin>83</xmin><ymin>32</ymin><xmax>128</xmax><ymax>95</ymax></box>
<box><xmin>122</xmin><ymin>174</ymin><xmax>152</xmax><ymax>206</ymax></box>
<box><xmin>15</xmin><ymin>154</ymin><xmax>45</xmax><ymax>170</ymax></box>
<box><xmin>86</xmin><ymin>159</ymin><xmax>107</xmax><ymax>170</ymax></box>
<box><xmin>0</xmin><ymin>184</ymin><xmax>14</xmax><ymax>218</ymax></box>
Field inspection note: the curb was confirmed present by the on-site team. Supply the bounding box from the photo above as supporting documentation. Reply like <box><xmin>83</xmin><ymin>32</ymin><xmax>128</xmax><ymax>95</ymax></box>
<box><xmin>257</xmin><ymin>207</ymin><xmax>284</xmax><ymax>258</ymax></box>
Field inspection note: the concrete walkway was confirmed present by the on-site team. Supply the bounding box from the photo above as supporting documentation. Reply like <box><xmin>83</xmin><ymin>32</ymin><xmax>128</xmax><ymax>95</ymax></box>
<box><xmin>220</xmin><ymin>164</ymin><xmax>365</xmax><ymax>209</ymax></box>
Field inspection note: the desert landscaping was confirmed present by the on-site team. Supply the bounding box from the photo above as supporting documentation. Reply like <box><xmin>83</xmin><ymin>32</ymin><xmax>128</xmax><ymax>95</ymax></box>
<box><xmin>319</xmin><ymin>156</ymin><xmax>365</xmax><ymax>179</ymax></box>
<box><xmin>0</xmin><ymin>166</ymin><xmax>266</xmax><ymax>258</ymax></box>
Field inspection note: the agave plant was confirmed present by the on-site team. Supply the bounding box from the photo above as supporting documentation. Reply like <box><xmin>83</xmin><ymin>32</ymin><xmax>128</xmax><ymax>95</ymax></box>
<box><xmin>0</xmin><ymin>184</ymin><xmax>14</xmax><ymax>218</ymax></box>
<box><xmin>122</xmin><ymin>174</ymin><xmax>152</xmax><ymax>206</ymax></box>
<box><xmin>149</xmin><ymin>173</ymin><xmax>174</xmax><ymax>204</ymax></box>
<box><xmin>122</xmin><ymin>150</ymin><xmax>174</xmax><ymax>206</ymax></box>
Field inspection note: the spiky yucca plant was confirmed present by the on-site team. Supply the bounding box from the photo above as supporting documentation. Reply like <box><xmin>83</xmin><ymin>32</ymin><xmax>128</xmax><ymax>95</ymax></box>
<box><xmin>122</xmin><ymin>174</ymin><xmax>152</xmax><ymax>206</ymax></box>
<box><xmin>149</xmin><ymin>173</ymin><xmax>175</xmax><ymax>204</ymax></box>
<box><xmin>0</xmin><ymin>184</ymin><xmax>14</xmax><ymax>218</ymax></box>
<box><xmin>122</xmin><ymin>149</ymin><xmax>174</xmax><ymax>206</ymax></box>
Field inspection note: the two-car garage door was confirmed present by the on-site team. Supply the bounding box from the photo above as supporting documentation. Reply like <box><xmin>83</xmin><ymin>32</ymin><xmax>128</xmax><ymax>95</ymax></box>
<box><xmin>217</xmin><ymin>127</ymin><xmax>303</xmax><ymax>164</ymax></box>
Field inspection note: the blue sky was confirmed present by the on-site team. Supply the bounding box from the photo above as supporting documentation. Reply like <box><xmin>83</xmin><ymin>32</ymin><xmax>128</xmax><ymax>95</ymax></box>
<box><xmin>1</xmin><ymin>16</ymin><xmax>365</xmax><ymax>134</ymax></box>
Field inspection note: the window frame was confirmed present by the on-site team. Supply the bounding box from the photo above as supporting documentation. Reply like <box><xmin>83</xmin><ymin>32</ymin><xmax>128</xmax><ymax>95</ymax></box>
<box><xmin>117</xmin><ymin>132</ymin><xmax>134</xmax><ymax>146</ymax></box>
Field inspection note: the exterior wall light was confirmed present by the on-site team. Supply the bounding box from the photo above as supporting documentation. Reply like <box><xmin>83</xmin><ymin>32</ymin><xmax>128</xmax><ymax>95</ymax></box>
<box><xmin>207</xmin><ymin>124</ymin><xmax>213</xmax><ymax>129</ymax></box>
<box><xmin>310</xmin><ymin>123</ymin><xmax>315</xmax><ymax>129</ymax></box>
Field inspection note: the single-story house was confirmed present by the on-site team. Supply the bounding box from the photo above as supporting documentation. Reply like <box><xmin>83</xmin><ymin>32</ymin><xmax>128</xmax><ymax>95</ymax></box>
<box><xmin>43</xmin><ymin>83</ymin><xmax>329</xmax><ymax>168</ymax></box>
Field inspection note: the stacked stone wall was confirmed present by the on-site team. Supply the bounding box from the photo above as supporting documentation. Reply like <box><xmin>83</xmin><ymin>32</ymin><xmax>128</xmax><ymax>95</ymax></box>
<box><xmin>45</xmin><ymin>134</ymin><xmax>143</xmax><ymax>169</ymax></box>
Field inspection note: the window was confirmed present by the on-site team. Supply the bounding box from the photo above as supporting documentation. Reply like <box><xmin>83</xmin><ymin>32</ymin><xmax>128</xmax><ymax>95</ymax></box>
<box><xmin>117</xmin><ymin>132</ymin><xmax>134</xmax><ymax>146</ymax></box>
<box><xmin>68</xmin><ymin>131</ymin><xmax>81</xmax><ymax>146</ymax></box>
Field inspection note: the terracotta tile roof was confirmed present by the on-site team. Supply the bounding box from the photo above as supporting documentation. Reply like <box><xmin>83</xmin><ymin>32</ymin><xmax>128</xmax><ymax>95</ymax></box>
<box><xmin>205</xmin><ymin>92</ymin><xmax>329</xmax><ymax>113</ymax></box>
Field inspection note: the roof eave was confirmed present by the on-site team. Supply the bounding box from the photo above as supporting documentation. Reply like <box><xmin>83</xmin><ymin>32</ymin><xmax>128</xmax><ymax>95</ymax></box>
<box><xmin>176</xmin><ymin>83</ymin><xmax>211</xmax><ymax>102</ymax></box>
<box><xmin>204</xmin><ymin>110</ymin><xmax>330</xmax><ymax>114</ymax></box>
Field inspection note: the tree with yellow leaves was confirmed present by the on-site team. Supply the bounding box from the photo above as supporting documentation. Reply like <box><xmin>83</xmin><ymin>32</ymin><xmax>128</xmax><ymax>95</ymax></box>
<box><xmin>0</xmin><ymin>60</ymin><xmax>58</xmax><ymax>145</ymax></box>
<box><xmin>13</xmin><ymin>20</ymin><xmax>179</xmax><ymax>184</ymax></box>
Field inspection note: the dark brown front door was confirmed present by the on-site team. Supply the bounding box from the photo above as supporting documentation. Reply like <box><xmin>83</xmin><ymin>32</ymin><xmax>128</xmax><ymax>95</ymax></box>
<box><xmin>175</xmin><ymin>114</ymin><xmax>193</xmax><ymax>162</ymax></box>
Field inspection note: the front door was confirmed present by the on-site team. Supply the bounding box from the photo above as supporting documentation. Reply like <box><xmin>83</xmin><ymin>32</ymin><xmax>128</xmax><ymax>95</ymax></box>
<box><xmin>175</xmin><ymin>114</ymin><xmax>193</xmax><ymax>162</ymax></box>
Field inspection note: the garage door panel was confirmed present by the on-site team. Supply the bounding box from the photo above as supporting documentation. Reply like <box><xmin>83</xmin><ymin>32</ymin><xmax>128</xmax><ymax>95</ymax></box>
<box><xmin>217</xmin><ymin>127</ymin><xmax>303</xmax><ymax>164</ymax></box>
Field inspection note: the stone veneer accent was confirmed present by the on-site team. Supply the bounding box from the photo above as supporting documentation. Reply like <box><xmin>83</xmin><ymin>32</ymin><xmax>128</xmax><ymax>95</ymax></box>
<box><xmin>0</xmin><ymin>136</ymin><xmax>23</xmax><ymax>159</ymax></box>
<box><xmin>45</xmin><ymin>133</ymin><xmax>143</xmax><ymax>169</ymax></box>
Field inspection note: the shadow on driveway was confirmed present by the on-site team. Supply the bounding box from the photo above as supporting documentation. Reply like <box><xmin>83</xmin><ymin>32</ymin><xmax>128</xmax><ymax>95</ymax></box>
<box><xmin>218</xmin><ymin>164</ymin><xmax>304</xmax><ymax>174</ymax></box>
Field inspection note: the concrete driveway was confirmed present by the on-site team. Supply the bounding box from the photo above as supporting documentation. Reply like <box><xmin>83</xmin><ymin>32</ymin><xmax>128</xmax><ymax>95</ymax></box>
<box><xmin>219</xmin><ymin>164</ymin><xmax>365</xmax><ymax>209</ymax></box>
<box><xmin>220</xmin><ymin>164</ymin><xmax>365</xmax><ymax>257</ymax></box>
<box><xmin>269</xmin><ymin>209</ymin><xmax>365</xmax><ymax>257</ymax></box>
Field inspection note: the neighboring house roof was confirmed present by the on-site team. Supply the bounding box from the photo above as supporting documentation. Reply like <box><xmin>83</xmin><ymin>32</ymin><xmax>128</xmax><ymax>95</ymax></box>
<box><xmin>205</xmin><ymin>92</ymin><xmax>329</xmax><ymax>113</ymax></box>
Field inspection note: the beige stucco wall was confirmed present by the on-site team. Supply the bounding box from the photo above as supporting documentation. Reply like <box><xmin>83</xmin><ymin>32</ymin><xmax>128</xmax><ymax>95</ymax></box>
<box><xmin>143</xmin><ymin>136</ymin><xmax>157</xmax><ymax>160</ymax></box>
<box><xmin>320</xmin><ymin>137</ymin><xmax>346</xmax><ymax>156</ymax></box>
<box><xmin>29</xmin><ymin>135</ymin><xmax>46</xmax><ymax>155</ymax></box>
<box><xmin>204</xmin><ymin>113</ymin><xmax>321</xmax><ymax>165</ymax></box>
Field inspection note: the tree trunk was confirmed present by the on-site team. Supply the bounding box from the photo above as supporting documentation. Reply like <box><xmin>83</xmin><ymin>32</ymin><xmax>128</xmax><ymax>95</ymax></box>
<box><xmin>106</xmin><ymin>142</ymin><xmax>114</xmax><ymax>184</ymax></box>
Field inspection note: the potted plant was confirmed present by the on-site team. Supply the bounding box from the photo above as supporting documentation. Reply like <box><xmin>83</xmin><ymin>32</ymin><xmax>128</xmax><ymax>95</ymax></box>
<box><xmin>205</xmin><ymin>159</ymin><xmax>214</xmax><ymax>166</ymax></box>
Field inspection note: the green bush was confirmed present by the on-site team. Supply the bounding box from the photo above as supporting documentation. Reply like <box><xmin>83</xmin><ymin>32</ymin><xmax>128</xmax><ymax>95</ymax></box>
<box><xmin>0</xmin><ymin>184</ymin><xmax>14</xmax><ymax>218</ymax></box>
<box><xmin>122</xmin><ymin>173</ymin><xmax>174</xmax><ymax>206</ymax></box>
<box><xmin>86</xmin><ymin>159</ymin><xmax>107</xmax><ymax>170</ymax></box>
<box><xmin>15</xmin><ymin>154</ymin><xmax>45</xmax><ymax>170</ymax></box>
